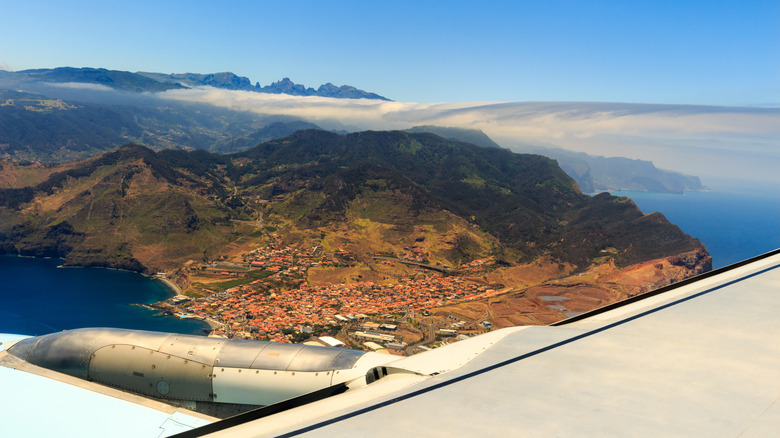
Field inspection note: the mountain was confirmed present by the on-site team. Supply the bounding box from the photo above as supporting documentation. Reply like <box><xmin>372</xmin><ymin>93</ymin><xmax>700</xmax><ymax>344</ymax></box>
<box><xmin>230</xmin><ymin>130</ymin><xmax>706</xmax><ymax>267</ymax></box>
<box><xmin>138</xmin><ymin>71</ymin><xmax>390</xmax><ymax>100</ymax></box>
<box><xmin>0</xmin><ymin>144</ymin><xmax>236</xmax><ymax>271</ymax></box>
<box><xmin>514</xmin><ymin>144</ymin><xmax>706</xmax><ymax>193</ymax></box>
<box><xmin>315</xmin><ymin>82</ymin><xmax>389</xmax><ymax>100</ymax></box>
<box><xmin>407</xmin><ymin>125</ymin><xmax>705</xmax><ymax>194</ymax></box>
<box><xmin>209</xmin><ymin>120</ymin><xmax>323</xmax><ymax>153</ymax></box>
<box><xmin>404</xmin><ymin>125</ymin><xmax>502</xmax><ymax>149</ymax></box>
<box><xmin>0</xmin><ymin>89</ymin><xmax>266</xmax><ymax>162</ymax></box>
<box><xmin>0</xmin><ymin>84</ymin><xmax>705</xmax><ymax>196</ymax></box>
<box><xmin>1</xmin><ymin>67</ymin><xmax>389</xmax><ymax>100</ymax></box>
<box><xmin>0</xmin><ymin>130</ymin><xmax>708</xmax><ymax>276</ymax></box>
<box><xmin>136</xmin><ymin>72</ymin><xmax>249</xmax><ymax>89</ymax></box>
<box><xmin>0</xmin><ymin>89</ymin><xmax>339</xmax><ymax>162</ymax></box>
<box><xmin>0</xmin><ymin>89</ymin><xmax>143</xmax><ymax>161</ymax></box>
<box><xmin>1</xmin><ymin>67</ymin><xmax>184</xmax><ymax>93</ymax></box>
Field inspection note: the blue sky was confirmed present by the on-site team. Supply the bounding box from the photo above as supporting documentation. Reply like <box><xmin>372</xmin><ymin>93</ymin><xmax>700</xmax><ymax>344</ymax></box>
<box><xmin>1</xmin><ymin>0</ymin><xmax>778</xmax><ymax>106</ymax></box>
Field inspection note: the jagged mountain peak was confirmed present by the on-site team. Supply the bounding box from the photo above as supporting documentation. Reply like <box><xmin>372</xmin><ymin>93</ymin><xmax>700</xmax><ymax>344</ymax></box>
<box><xmin>1</xmin><ymin>67</ymin><xmax>390</xmax><ymax>100</ymax></box>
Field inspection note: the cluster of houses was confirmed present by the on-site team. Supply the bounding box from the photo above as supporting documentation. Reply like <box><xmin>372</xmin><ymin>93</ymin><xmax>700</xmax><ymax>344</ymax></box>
<box><xmin>180</xmin><ymin>273</ymin><xmax>501</xmax><ymax>343</ymax></box>
<box><xmin>174</xmin><ymin>241</ymin><xmax>502</xmax><ymax>348</ymax></box>
<box><xmin>245</xmin><ymin>243</ymin><xmax>354</xmax><ymax>271</ymax></box>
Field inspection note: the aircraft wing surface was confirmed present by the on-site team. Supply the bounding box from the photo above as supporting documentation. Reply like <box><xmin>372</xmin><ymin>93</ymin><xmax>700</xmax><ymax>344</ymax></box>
<box><xmin>0</xmin><ymin>333</ymin><xmax>214</xmax><ymax>437</ymax></box>
<box><xmin>190</xmin><ymin>249</ymin><xmax>780</xmax><ymax>437</ymax></box>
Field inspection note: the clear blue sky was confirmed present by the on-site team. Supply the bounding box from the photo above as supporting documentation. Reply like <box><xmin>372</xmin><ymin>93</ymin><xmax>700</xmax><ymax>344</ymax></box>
<box><xmin>1</xmin><ymin>0</ymin><xmax>777</xmax><ymax>105</ymax></box>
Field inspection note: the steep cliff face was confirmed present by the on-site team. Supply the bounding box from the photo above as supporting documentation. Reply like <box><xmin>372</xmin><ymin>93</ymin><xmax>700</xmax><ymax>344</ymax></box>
<box><xmin>592</xmin><ymin>247</ymin><xmax>712</xmax><ymax>296</ymax></box>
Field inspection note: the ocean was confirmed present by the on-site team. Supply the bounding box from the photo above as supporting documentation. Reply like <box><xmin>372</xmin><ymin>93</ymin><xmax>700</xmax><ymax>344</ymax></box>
<box><xmin>606</xmin><ymin>177</ymin><xmax>780</xmax><ymax>269</ymax></box>
<box><xmin>0</xmin><ymin>255</ymin><xmax>209</xmax><ymax>336</ymax></box>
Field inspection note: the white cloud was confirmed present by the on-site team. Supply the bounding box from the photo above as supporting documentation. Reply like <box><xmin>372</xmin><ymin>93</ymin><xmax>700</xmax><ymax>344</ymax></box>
<box><xmin>157</xmin><ymin>87</ymin><xmax>780</xmax><ymax>184</ymax></box>
<box><xmin>159</xmin><ymin>87</ymin><xmax>409</xmax><ymax>129</ymax></box>
<box><xmin>45</xmin><ymin>82</ymin><xmax>115</xmax><ymax>91</ymax></box>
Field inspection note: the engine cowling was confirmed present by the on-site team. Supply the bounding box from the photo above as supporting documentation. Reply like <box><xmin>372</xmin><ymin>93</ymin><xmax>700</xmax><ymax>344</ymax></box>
<box><xmin>6</xmin><ymin>328</ymin><xmax>396</xmax><ymax>409</ymax></box>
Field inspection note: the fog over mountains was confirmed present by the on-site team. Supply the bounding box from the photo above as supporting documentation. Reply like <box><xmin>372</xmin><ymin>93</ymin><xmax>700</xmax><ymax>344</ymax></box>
<box><xmin>0</xmin><ymin>86</ymin><xmax>703</xmax><ymax>194</ymax></box>
<box><xmin>404</xmin><ymin>126</ymin><xmax>705</xmax><ymax>194</ymax></box>
<box><xmin>154</xmin><ymin>85</ymin><xmax>779</xmax><ymax>184</ymax></box>
<box><xmin>2</xmin><ymin>66</ymin><xmax>777</xmax><ymax>185</ymax></box>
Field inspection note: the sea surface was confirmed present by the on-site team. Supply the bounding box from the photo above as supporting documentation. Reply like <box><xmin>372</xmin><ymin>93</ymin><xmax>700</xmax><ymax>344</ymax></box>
<box><xmin>606</xmin><ymin>177</ymin><xmax>780</xmax><ymax>269</ymax></box>
<box><xmin>0</xmin><ymin>255</ymin><xmax>209</xmax><ymax>336</ymax></box>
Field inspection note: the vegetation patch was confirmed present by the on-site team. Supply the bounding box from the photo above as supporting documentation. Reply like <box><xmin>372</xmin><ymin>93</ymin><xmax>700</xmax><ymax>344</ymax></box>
<box><xmin>212</xmin><ymin>270</ymin><xmax>273</xmax><ymax>290</ymax></box>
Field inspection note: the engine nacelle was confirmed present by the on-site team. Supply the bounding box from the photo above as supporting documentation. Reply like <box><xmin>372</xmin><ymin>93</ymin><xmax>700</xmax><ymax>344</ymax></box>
<box><xmin>6</xmin><ymin>328</ymin><xmax>396</xmax><ymax>411</ymax></box>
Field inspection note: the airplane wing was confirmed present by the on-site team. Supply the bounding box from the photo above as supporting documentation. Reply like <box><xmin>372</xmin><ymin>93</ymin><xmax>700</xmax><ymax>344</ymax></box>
<box><xmin>2</xmin><ymin>248</ymin><xmax>779</xmax><ymax>437</ymax></box>
<box><xmin>0</xmin><ymin>333</ymin><xmax>214</xmax><ymax>437</ymax></box>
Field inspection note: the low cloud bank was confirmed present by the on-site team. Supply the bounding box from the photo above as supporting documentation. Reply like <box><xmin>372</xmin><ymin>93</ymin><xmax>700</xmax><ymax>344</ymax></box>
<box><xmin>159</xmin><ymin>87</ymin><xmax>780</xmax><ymax>183</ymax></box>
<box><xmin>45</xmin><ymin>82</ymin><xmax>116</xmax><ymax>91</ymax></box>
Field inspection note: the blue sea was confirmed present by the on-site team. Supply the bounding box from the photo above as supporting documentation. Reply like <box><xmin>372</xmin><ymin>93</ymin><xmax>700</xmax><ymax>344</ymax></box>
<box><xmin>0</xmin><ymin>255</ymin><xmax>209</xmax><ymax>336</ymax></box>
<box><xmin>606</xmin><ymin>177</ymin><xmax>780</xmax><ymax>269</ymax></box>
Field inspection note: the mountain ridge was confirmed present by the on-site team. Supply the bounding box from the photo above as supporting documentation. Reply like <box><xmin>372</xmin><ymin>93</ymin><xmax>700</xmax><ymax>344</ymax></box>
<box><xmin>138</xmin><ymin>71</ymin><xmax>391</xmax><ymax>100</ymax></box>
<box><xmin>0</xmin><ymin>87</ymin><xmax>706</xmax><ymax>195</ymax></box>
<box><xmin>514</xmin><ymin>144</ymin><xmax>706</xmax><ymax>194</ymax></box>
<box><xmin>0</xmin><ymin>89</ymin><xmax>323</xmax><ymax>162</ymax></box>
<box><xmin>0</xmin><ymin>67</ymin><xmax>389</xmax><ymax>100</ymax></box>
<box><xmin>0</xmin><ymin>130</ymin><xmax>708</xmax><ymax>275</ymax></box>
<box><xmin>407</xmin><ymin>125</ymin><xmax>706</xmax><ymax>194</ymax></box>
<box><xmin>2</xmin><ymin>67</ymin><xmax>184</xmax><ymax>93</ymax></box>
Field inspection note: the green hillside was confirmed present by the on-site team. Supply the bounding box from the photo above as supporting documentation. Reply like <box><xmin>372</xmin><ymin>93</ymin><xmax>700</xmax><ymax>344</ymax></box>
<box><xmin>0</xmin><ymin>131</ymin><xmax>705</xmax><ymax>273</ymax></box>
<box><xmin>232</xmin><ymin>130</ymin><xmax>701</xmax><ymax>266</ymax></box>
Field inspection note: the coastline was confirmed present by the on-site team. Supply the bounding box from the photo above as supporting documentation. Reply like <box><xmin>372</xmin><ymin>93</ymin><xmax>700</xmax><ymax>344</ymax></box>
<box><xmin>200</xmin><ymin>317</ymin><xmax>223</xmax><ymax>332</ymax></box>
<box><xmin>155</xmin><ymin>276</ymin><xmax>182</xmax><ymax>296</ymax></box>
<box><xmin>19</xmin><ymin>253</ymin><xmax>185</xmax><ymax>299</ymax></box>
<box><xmin>13</xmin><ymin>253</ymin><xmax>184</xmax><ymax>298</ymax></box>
<box><xmin>167</xmin><ymin>309</ymin><xmax>221</xmax><ymax>332</ymax></box>
<box><xmin>606</xmin><ymin>185</ymin><xmax>780</xmax><ymax>269</ymax></box>
<box><xmin>0</xmin><ymin>255</ymin><xmax>210</xmax><ymax>336</ymax></box>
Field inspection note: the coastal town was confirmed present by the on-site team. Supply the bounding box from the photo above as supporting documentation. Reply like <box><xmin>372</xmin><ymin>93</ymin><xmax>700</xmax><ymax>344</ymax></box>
<box><xmin>157</xmin><ymin>236</ymin><xmax>502</xmax><ymax>353</ymax></box>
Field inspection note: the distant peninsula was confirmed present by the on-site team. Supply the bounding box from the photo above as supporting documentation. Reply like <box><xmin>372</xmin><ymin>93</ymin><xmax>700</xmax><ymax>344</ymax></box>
<box><xmin>407</xmin><ymin>125</ymin><xmax>706</xmax><ymax>194</ymax></box>
<box><xmin>513</xmin><ymin>144</ymin><xmax>706</xmax><ymax>194</ymax></box>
